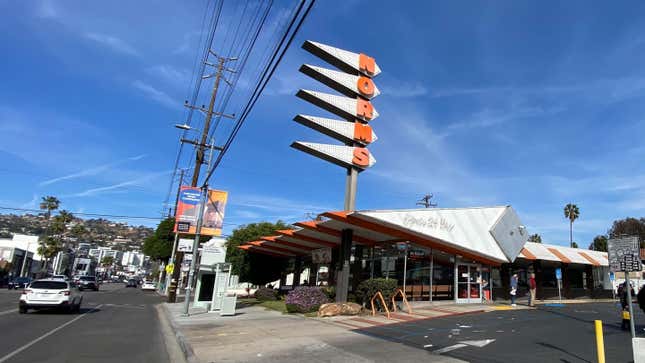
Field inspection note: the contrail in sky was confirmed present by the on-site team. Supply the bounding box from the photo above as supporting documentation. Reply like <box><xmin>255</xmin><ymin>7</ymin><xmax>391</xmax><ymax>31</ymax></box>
<box><xmin>39</xmin><ymin>154</ymin><xmax>147</xmax><ymax>186</ymax></box>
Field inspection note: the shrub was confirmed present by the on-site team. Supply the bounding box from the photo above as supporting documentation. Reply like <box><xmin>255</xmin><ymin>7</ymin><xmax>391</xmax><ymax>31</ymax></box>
<box><xmin>285</xmin><ymin>286</ymin><xmax>329</xmax><ymax>313</ymax></box>
<box><xmin>322</xmin><ymin>286</ymin><xmax>335</xmax><ymax>300</ymax></box>
<box><xmin>255</xmin><ymin>287</ymin><xmax>278</xmax><ymax>301</ymax></box>
<box><xmin>356</xmin><ymin>278</ymin><xmax>398</xmax><ymax>308</ymax></box>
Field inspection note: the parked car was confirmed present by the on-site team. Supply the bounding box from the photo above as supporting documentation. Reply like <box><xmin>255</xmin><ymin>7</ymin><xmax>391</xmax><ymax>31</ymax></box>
<box><xmin>141</xmin><ymin>281</ymin><xmax>156</xmax><ymax>291</ymax></box>
<box><xmin>125</xmin><ymin>279</ymin><xmax>137</xmax><ymax>288</ymax></box>
<box><xmin>77</xmin><ymin>276</ymin><xmax>99</xmax><ymax>291</ymax></box>
<box><xmin>8</xmin><ymin>277</ymin><xmax>32</xmax><ymax>290</ymax></box>
<box><xmin>50</xmin><ymin>275</ymin><xmax>69</xmax><ymax>281</ymax></box>
<box><xmin>19</xmin><ymin>279</ymin><xmax>82</xmax><ymax>314</ymax></box>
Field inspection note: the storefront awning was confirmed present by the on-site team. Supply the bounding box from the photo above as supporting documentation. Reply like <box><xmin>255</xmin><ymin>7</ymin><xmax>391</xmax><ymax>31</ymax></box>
<box><xmin>239</xmin><ymin>206</ymin><xmax>529</xmax><ymax>266</ymax></box>
<box><xmin>517</xmin><ymin>242</ymin><xmax>608</xmax><ymax>266</ymax></box>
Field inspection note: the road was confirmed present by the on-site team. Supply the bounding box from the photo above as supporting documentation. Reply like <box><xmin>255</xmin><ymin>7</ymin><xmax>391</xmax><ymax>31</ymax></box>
<box><xmin>0</xmin><ymin>283</ymin><xmax>171</xmax><ymax>363</ymax></box>
<box><xmin>356</xmin><ymin>302</ymin><xmax>645</xmax><ymax>362</ymax></box>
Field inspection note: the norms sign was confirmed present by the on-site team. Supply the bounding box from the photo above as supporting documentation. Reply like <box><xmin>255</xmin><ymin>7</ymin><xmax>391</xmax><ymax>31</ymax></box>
<box><xmin>291</xmin><ymin>40</ymin><xmax>381</xmax><ymax>170</ymax></box>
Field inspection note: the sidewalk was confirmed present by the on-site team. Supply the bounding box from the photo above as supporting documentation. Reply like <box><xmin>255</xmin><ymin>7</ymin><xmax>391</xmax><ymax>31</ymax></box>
<box><xmin>161</xmin><ymin>301</ymin><xmax>466</xmax><ymax>363</ymax></box>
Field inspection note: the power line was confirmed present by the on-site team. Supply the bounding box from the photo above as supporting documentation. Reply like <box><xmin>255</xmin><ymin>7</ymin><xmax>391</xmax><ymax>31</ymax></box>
<box><xmin>0</xmin><ymin>206</ymin><xmax>165</xmax><ymax>221</ymax></box>
<box><xmin>203</xmin><ymin>0</ymin><xmax>316</xmax><ymax>185</ymax></box>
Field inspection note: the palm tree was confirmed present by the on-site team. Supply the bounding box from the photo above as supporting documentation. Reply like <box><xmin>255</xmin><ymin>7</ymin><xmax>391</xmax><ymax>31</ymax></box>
<box><xmin>564</xmin><ymin>203</ymin><xmax>580</xmax><ymax>248</ymax></box>
<box><xmin>39</xmin><ymin>196</ymin><xmax>60</xmax><ymax>220</ymax></box>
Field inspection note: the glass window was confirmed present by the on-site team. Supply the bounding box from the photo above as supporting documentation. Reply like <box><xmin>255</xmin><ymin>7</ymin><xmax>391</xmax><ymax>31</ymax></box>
<box><xmin>432</xmin><ymin>251</ymin><xmax>454</xmax><ymax>301</ymax></box>
<box><xmin>30</xmin><ymin>281</ymin><xmax>67</xmax><ymax>290</ymax></box>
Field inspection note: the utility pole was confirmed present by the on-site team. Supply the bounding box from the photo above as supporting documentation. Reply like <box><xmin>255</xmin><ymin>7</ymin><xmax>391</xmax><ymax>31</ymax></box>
<box><xmin>416</xmin><ymin>193</ymin><xmax>437</xmax><ymax>208</ymax></box>
<box><xmin>168</xmin><ymin>52</ymin><xmax>236</xmax><ymax>304</ymax></box>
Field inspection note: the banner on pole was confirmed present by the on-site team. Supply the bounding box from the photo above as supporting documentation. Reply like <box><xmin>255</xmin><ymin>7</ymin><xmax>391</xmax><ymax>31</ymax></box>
<box><xmin>174</xmin><ymin>186</ymin><xmax>228</xmax><ymax>236</ymax></box>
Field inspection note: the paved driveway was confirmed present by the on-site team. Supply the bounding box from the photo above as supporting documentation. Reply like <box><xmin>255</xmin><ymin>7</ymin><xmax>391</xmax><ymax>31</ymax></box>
<box><xmin>355</xmin><ymin>302</ymin><xmax>644</xmax><ymax>362</ymax></box>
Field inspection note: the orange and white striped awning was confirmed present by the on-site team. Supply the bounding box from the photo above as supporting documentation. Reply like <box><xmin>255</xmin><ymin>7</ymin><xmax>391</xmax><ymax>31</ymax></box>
<box><xmin>517</xmin><ymin>242</ymin><xmax>608</xmax><ymax>266</ymax></box>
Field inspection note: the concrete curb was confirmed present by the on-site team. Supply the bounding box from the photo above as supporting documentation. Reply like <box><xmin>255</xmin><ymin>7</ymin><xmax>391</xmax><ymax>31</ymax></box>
<box><xmin>158</xmin><ymin>303</ymin><xmax>199</xmax><ymax>363</ymax></box>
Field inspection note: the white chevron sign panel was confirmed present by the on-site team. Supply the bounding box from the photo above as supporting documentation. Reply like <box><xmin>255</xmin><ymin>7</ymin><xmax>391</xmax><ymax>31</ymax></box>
<box><xmin>296</xmin><ymin>89</ymin><xmax>379</xmax><ymax>122</ymax></box>
<box><xmin>290</xmin><ymin>141</ymin><xmax>376</xmax><ymax>170</ymax></box>
<box><xmin>293</xmin><ymin>115</ymin><xmax>377</xmax><ymax>146</ymax></box>
<box><xmin>302</xmin><ymin>40</ymin><xmax>382</xmax><ymax>77</ymax></box>
<box><xmin>299</xmin><ymin>64</ymin><xmax>381</xmax><ymax>100</ymax></box>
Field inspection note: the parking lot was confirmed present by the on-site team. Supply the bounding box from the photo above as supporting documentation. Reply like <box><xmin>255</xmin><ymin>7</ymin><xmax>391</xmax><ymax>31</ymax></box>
<box><xmin>356</xmin><ymin>302</ymin><xmax>644</xmax><ymax>362</ymax></box>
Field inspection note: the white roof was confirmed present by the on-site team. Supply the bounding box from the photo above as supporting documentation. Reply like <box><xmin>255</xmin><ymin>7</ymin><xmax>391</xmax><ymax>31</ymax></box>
<box><xmin>353</xmin><ymin>206</ymin><xmax>527</xmax><ymax>263</ymax></box>
<box><xmin>518</xmin><ymin>242</ymin><xmax>608</xmax><ymax>266</ymax></box>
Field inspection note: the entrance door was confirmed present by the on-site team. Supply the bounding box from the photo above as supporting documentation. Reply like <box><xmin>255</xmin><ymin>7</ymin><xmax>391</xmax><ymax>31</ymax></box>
<box><xmin>456</xmin><ymin>264</ymin><xmax>482</xmax><ymax>303</ymax></box>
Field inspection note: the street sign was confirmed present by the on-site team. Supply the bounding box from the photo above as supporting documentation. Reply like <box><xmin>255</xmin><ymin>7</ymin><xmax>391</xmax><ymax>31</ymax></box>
<box><xmin>555</xmin><ymin>268</ymin><xmax>562</xmax><ymax>280</ymax></box>
<box><xmin>177</xmin><ymin>238</ymin><xmax>193</xmax><ymax>253</ymax></box>
<box><xmin>609</xmin><ymin>271</ymin><xmax>615</xmax><ymax>281</ymax></box>
<box><xmin>176</xmin><ymin>221</ymin><xmax>190</xmax><ymax>232</ymax></box>
<box><xmin>620</xmin><ymin>254</ymin><xmax>641</xmax><ymax>272</ymax></box>
<box><xmin>608</xmin><ymin>236</ymin><xmax>641</xmax><ymax>272</ymax></box>
<box><xmin>165</xmin><ymin>263</ymin><xmax>174</xmax><ymax>274</ymax></box>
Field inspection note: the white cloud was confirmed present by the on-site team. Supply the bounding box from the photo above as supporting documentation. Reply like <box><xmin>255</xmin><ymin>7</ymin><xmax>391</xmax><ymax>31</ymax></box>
<box><xmin>64</xmin><ymin>170</ymin><xmax>171</xmax><ymax>198</ymax></box>
<box><xmin>381</xmin><ymin>81</ymin><xmax>428</xmax><ymax>98</ymax></box>
<box><xmin>35</xmin><ymin>0</ymin><xmax>58</xmax><ymax>19</ymax></box>
<box><xmin>146</xmin><ymin>65</ymin><xmax>189</xmax><ymax>86</ymax></box>
<box><xmin>84</xmin><ymin>32</ymin><xmax>140</xmax><ymax>57</ymax></box>
<box><xmin>443</xmin><ymin>106</ymin><xmax>565</xmax><ymax>134</ymax></box>
<box><xmin>131</xmin><ymin>80</ymin><xmax>178</xmax><ymax>109</ymax></box>
<box><xmin>20</xmin><ymin>195</ymin><xmax>39</xmax><ymax>210</ymax></box>
<box><xmin>40</xmin><ymin>154</ymin><xmax>147</xmax><ymax>186</ymax></box>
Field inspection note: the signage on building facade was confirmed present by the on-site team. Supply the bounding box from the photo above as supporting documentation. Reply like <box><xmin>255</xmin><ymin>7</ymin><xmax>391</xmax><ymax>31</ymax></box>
<box><xmin>291</xmin><ymin>40</ymin><xmax>381</xmax><ymax>173</ymax></box>
<box><xmin>311</xmin><ymin>247</ymin><xmax>332</xmax><ymax>264</ymax></box>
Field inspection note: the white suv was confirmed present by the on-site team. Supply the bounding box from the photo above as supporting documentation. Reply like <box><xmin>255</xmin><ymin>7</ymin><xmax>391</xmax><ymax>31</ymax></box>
<box><xmin>19</xmin><ymin>279</ymin><xmax>82</xmax><ymax>314</ymax></box>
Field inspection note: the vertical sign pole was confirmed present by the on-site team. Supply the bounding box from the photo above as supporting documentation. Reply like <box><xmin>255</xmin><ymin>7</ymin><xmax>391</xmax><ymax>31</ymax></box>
<box><xmin>625</xmin><ymin>266</ymin><xmax>636</xmax><ymax>338</ymax></box>
<box><xmin>558</xmin><ymin>280</ymin><xmax>562</xmax><ymax>302</ymax></box>
<box><xmin>335</xmin><ymin>166</ymin><xmax>357</xmax><ymax>303</ymax></box>
<box><xmin>183</xmin><ymin>186</ymin><xmax>207</xmax><ymax>316</ymax></box>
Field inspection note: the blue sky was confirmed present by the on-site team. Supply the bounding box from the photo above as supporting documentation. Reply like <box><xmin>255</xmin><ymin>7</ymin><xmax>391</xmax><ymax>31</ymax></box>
<box><xmin>1</xmin><ymin>1</ymin><xmax>645</xmax><ymax>248</ymax></box>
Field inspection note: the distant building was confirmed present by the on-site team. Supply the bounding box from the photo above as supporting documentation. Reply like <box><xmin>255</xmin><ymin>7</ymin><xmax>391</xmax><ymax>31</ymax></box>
<box><xmin>72</xmin><ymin>257</ymin><xmax>96</xmax><ymax>276</ymax></box>
<box><xmin>0</xmin><ymin>234</ymin><xmax>42</xmax><ymax>278</ymax></box>
<box><xmin>89</xmin><ymin>247</ymin><xmax>122</xmax><ymax>265</ymax></box>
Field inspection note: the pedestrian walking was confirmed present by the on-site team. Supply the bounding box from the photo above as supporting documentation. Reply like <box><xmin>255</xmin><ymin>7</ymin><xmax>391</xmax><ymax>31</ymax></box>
<box><xmin>619</xmin><ymin>282</ymin><xmax>635</xmax><ymax>330</ymax></box>
<box><xmin>510</xmin><ymin>273</ymin><xmax>518</xmax><ymax>307</ymax></box>
<box><xmin>529</xmin><ymin>273</ymin><xmax>536</xmax><ymax>307</ymax></box>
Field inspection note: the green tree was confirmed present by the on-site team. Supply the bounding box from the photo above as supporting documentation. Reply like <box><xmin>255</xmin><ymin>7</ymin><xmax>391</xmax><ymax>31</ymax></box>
<box><xmin>39</xmin><ymin>196</ymin><xmax>60</xmax><ymax>220</ymax></box>
<box><xmin>527</xmin><ymin>233</ymin><xmax>542</xmax><ymax>243</ymax></box>
<box><xmin>589</xmin><ymin>235</ymin><xmax>608</xmax><ymax>252</ymax></box>
<box><xmin>564</xmin><ymin>203</ymin><xmax>580</xmax><ymax>248</ymax></box>
<box><xmin>101</xmin><ymin>256</ymin><xmax>115</xmax><ymax>267</ymax></box>
<box><xmin>142</xmin><ymin>217</ymin><xmax>176</xmax><ymax>261</ymax></box>
<box><xmin>71</xmin><ymin>224</ymin><xmax>87</xmax><ymax>239</ymax></box>
<box><xmin>571</xmin><ymin>241</ymin><xmax>578</xmax><ymax>248</ymax></box>
<box><xmin>225</xmin><ymin>221</ymin><xmax>291</xmax><ymax>285</ymax></box>
<box><xmin>608</xmin><ymin>217</ymin><xmax>645</xmax><ymax>248</ymax></box>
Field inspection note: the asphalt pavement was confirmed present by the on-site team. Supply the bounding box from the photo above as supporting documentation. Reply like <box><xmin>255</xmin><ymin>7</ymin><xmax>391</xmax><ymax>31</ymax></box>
<box><xmin>0</xmin><ymin>283</ymin><xmax>171</xmax><ymax>363</ymax></box>
<box><xmin>356</xmin><ymin>302</ymin><xmax>645</xmax><ymax>363</ymax></box>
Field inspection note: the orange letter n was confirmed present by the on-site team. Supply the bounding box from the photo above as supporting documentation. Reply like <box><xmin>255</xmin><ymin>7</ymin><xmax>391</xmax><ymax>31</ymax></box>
<box><xmin>359</xmin><ymin>54</ymin><xmax>376</xmax><ymax>76</ymax></box>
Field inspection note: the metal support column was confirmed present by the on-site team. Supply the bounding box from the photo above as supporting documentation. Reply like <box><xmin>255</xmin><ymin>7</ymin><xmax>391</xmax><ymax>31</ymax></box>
<box><xmin>182</xmin><ymin>185</ymin><xmax>207</xmax><ymax>316</ymax></box>
<box><xmin>293</xmin><ymin>258</ymin><xmax>302</xmax><ymax>287</ymax></box>
<box><xmin>336</xmin><ymin>228</ymin><xmax>353</xmax><ymax>302</ymax></box>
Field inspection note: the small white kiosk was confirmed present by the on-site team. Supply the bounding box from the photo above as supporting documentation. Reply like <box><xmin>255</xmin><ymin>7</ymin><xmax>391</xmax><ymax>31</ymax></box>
<box><xmin>193</xmin><ymin>238</ymin><xmax>236</xmax><ymax>314</ymax></box>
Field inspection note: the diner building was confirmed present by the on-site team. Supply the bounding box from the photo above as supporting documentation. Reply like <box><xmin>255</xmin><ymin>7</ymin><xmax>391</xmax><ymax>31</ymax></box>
<box><xmin>240</xmin><ymin>206</ymin><xmax>611</xmax><ymax>303</ymax></box>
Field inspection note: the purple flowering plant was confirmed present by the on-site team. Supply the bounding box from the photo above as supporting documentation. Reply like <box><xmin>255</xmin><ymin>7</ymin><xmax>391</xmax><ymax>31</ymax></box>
<box><xmin>285</xmin><ymin>286</ymin><xmax>329</xmax><ymax>313</ymax></box>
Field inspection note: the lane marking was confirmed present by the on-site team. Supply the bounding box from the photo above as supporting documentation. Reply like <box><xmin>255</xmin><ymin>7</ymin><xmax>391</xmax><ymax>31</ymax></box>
<box><xmin>434</xmin><ymin>343</ymin><xmax>467</xmax><ymax>354</ymax></box>
<box><xmin>0</xmin><ymin>304</ymin><xmax>103</xmax><ymax>363</ymax></box>
<box><xmin>0</xmin><ymin>309</ymin><xmax>17</xmax><ymax>316</ymax></box>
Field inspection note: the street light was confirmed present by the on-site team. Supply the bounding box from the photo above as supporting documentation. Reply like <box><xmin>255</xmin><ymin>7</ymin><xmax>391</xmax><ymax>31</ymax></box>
<box><xmin>174</xmin><ymin>123</ymin><xmax>192</xmax><ymax>131</ymax></box>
